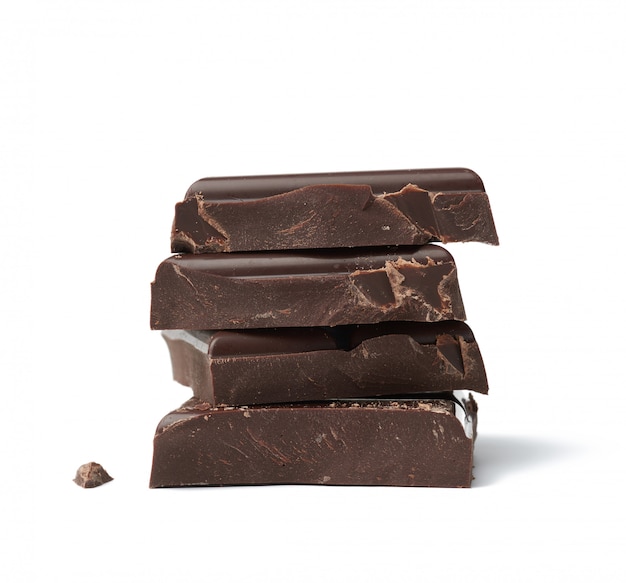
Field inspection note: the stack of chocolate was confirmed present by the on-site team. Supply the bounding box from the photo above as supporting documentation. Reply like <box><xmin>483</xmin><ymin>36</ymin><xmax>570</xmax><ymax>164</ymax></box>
<box><xmin>149</xmin><ymin>168</ymin><xmax>498</xmax><ymax>488</ymax></box>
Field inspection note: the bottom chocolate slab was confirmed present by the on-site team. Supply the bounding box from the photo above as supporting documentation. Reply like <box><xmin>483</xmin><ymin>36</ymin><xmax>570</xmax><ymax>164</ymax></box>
<box><xmin>150</xmin><ymin>392</ymin><xmax>477</xmax><ymax>488</ymax></box>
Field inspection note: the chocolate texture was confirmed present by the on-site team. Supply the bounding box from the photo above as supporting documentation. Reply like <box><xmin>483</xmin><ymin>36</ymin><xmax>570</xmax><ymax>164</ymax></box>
<box><xmin>149</xmin><ymin>393</ymin><xmax>477</xmax><ymax>488</ymax></box>
<box><xmin>73</xmin><ymin>462</ymin><xmax>113</xmax><ymax>488</ymax></box>
<box><xmin>172</xmin><ymin>168</ymin><xmax>498</xmax><ymax>253</ymax></box>
<box><xmin>150</xmin><ymin>245</ymin><xmax>466</xmax><ymax>330</ymax></box>
<box><xmin>162</xmin><ymin>321</ymin><xmax>488</xmax><ymax>406</ymax></box>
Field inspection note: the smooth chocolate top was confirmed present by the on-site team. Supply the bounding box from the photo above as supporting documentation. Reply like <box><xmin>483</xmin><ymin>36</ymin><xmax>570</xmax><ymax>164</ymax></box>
<box><xmin>168</xmin><ymin>320</ymin><xmax>477</xmax><ymax>358</ymax></box>
<box><xmin>186</xmin><ymin>168</ymin><xmax>485</xmax><ymax>201</ymax></box>
<box><xmin>162</xmin><ymin>244</ymin><xmax>454</xmax><ymax>277</ymax></box>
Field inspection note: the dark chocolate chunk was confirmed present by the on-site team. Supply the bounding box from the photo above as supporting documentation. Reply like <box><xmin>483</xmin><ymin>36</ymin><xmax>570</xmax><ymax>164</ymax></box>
<box><xmin>161</xmin><ymin>321</ymin><xmax>488</xmax><ymax>406</ymax></box>
<box><xmin>172</xmin><ymin>168</ymin><xmax>498</xmax><ymax>252</ymax></box>
<box><xmin>150</xmin><ymin>245</ymin><xmax>466</xmax><ymax>330</ymax></box>
<box><xmin>73</xmin><ymin>462</ymin><xmax>113</xmax><ymax>488</ymax></box>
<box><xmin>149</xmin><ymin>393</ymin><xmax>477</xmax><ymax>488</ymax></box>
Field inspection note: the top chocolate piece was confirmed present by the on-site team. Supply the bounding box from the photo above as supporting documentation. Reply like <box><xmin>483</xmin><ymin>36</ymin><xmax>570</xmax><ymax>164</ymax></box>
<box><xmin>172</xmin><ymin>168</ymin><xmax>499</xmax><ymax>253</ymax></box>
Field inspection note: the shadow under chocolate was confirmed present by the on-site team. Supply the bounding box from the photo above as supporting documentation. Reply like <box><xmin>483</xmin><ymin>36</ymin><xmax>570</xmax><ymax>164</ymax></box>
<box><xmin>472</xmin><ymin>435</ymin><xmax>582</xmax><ymax>487</ymax></box>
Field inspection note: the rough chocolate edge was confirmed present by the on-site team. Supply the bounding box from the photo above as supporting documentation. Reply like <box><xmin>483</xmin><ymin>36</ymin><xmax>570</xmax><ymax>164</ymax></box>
<box><xmin>161</xmin><ymin>324</ymin><xmax>489</xmax><ymax>405</ymax></box>
<box><xmin>172</xmin><ymin>179</ymin><xmax>498</xmax><ymax>253</ymax></box>
<box><xmin>73</xmin><ymin>462</ymin><xmax>113</xmax><ymax>488</ymax></box>
<box><xmin>150</xmin><ymin>246</ymin><xmax>466</xmax><ymax>330</ymax></box>
<box><xmin>149</xmin><ymin>395</ymin><xmax>475</xmax><ymax>488</ymax></box>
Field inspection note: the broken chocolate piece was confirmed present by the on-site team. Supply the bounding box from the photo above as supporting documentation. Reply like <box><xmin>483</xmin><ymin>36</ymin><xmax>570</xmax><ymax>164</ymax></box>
<box><xmin>172</xmin><ymin>168</ymin><xmax>498</xmax><ymax>252</ymax></box>
<box><xmin>149</xmin><ymin>393</ymin><xmax>477</xmax><ymax>488</ymax></box>
<box><xmin>73</xmin><ymin>462</ymin><xmax>113</xmax><ymax>488</ymax></box>
<box><xmin>162</xmin><ymin>321</ymin><xmax>488</xmax><ymax>406</ymax></box>
<box><xmin>150</xmin><ymin>245</ymin><xmax>466</xmax><ymax>330</ymax></box>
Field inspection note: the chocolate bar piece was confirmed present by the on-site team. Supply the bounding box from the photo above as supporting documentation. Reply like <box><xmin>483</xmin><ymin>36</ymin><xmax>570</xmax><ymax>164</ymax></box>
<box><xmin>162</xmin><ymin>321</ymin><xmax>488</xmax><ymax>406</ymax></box>
<box><xmin>73</xmin><ymin>462</ymin><xmax>113</xmax><ymax>488</ymax></box>
<box><xmin>150</xmin><ymin>245</ymin><xmax>465</xmax><ymax>330</ymax></box>
<box><xmin>172</xmin><ymin>168</ymin><xmax>498</xmax><ymax>253</ymax></box>
<box><xmin>149</xmin><ymin>393</ymin><xmax>477</xmax><ymax>488</ymax></box>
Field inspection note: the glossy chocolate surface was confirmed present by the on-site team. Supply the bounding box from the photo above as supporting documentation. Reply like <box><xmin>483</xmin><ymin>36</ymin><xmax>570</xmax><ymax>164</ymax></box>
<box><xmin>162</xmin><ymin>321</ymin><xmax>488</xmax><ymax>406</ymax></box>
<box><xmin>150</xmin><ymin>245</ymin><xmax>466</xmax><ymax>330</ymax></box>
<box><xmin>172</xmin><ymin>168</ymin><xmax>498</xmax><ymax>252</ymax></box>
<box><xmin>185</xmin><ymin>168</ymin><xmax>485</xmax><ymax>199</ymax></box>
<box><xmin>149</xmin><ymin>393</ymin><xmax>477</xmax><ymax>488</ymax></box>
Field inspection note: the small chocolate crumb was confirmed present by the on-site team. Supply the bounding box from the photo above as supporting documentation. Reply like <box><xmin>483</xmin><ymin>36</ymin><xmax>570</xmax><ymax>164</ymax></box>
<box><xmin>73</xmin><ymin>462</ymin><xmax>113</xmax><ymax>488</ymax></box>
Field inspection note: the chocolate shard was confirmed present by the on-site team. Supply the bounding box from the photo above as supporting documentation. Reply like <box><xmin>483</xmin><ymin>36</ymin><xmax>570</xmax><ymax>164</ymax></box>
<box><xmin>150</xmin><ymin>245</ymin><xmax>466</xmax><ymax>330</ymax></box>
<box><xmin>161</xmin><ymin>321</ymin><xmax>488</xmax><ymax>406</ymax></box>
<box><xmin>149</xmin><ymin>393</ymin><xmax>477</xmax><ymax>488</ymax></box>
<box><xmin>171</xmin><ymin>168</ymin><xmax>498</xmax><ymax>253</ymax></box>
<box><xmin>73</xmin><ymin>462</ymin><xmax>113</xmax><ymax>488</ymax></box>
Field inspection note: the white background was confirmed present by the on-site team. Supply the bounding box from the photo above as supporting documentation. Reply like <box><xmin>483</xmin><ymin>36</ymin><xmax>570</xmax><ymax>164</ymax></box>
<box><xmin>1</xmin><ymin>0</ymin><xmax>624</xmax><ymax>581</ymax></box>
